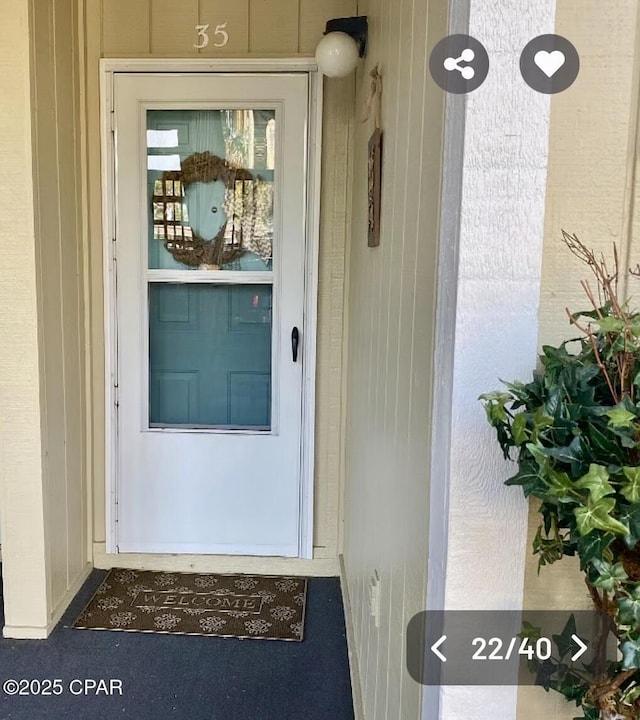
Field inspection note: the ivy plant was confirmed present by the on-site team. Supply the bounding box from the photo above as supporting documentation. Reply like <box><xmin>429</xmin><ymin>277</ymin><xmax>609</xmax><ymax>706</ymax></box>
<box><xmin>481</xmin><ymin>232</ymin><xmax>640</xmax><ymax>719</ymax></box>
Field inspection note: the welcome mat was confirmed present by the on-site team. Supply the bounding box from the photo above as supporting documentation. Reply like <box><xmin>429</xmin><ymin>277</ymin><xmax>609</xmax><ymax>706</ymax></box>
<box><xmin>73</xmin><ymin>569</ymin><xmax>307</xmax><ymax>641</ymax></box>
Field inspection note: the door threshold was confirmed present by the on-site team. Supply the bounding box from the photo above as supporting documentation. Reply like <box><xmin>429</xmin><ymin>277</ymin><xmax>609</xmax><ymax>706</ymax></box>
<box><xmin>93</xmin><ymin>543</ymin><xmax>339</xmax><ymax>577</ymax></box>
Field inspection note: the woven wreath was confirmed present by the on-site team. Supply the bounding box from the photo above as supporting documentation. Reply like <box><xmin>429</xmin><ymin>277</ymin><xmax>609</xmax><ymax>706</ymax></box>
<box><xmin>154</xmin><ymin>151</ymin><xmax>255</xmax><ymax>268</ymax></box>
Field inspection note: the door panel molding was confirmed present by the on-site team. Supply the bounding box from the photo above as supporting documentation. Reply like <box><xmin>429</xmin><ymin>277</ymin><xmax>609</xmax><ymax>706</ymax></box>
<box><xmin>100</xmin><ymin>60</ymin><xmax>322</xmax><ymax>560</ymax></box>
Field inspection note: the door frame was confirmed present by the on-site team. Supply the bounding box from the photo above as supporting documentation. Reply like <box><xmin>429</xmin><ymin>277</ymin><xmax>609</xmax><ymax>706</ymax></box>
<box><xmin>100</xmin><ymin>58</ymin><xmax>323</xmax><ymax>559</ymax></box>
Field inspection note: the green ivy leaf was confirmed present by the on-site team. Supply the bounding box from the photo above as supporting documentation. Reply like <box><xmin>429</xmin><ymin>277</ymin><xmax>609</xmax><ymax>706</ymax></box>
<box><xmin>611</xmin><ymin>425</ymin><xmax>640</xmax><ymax>449</ymax></box>
<box><xmin>541</xmin><ymin>343</ymin><xmax>574</xmax><ymax>370</ymax></box>
<box><xmin>576</xmin><ymin>532</ymin><xmax>615</xmax><ymax>569</ymax></box>
<box><xmin>479</xmin><ymin>392</ymin><xmax>512</xmax><ymax>423</ymax></box>
<box><xmin>575</xmin><ymin>362</ymin><xmax>601</xmax><ymax>387</ymax></box>
<box><xmin>531</xmin><ymin>406</ymin><xmax>554</xmax><ymax>440</ymax></box>
<box><xmin>619</xmin><ymin>504</ymin><xmax>640</xmax><ymax>549</ymax></box>
<box><xmin>505</xmin><ymin>459</ymin><xmax>547</xmax><ymax>498</ymax></box>
<box><xmin>545</xmin><ymin>470</ymin><xmax>578</xmax><ymax>503</ymax></box>
<box><xmin>617</xmin><ymin>588</ymin><xmax>640</xmax><ymax>627</ymax></box>
<box><xmin>590</xmin><ymin>559</ymin><xmax>628</xmax><ymax>592</ymax></box>
<box><xmin>512</xmin><ymin>413</ymin><xmax>528</xmax><ymax>446</ymax></box>
<box><xmin>584</xmin><ymin>422</ymin><xmax>625</xmax><ymax>464</ymax></box>
<box><xmin>571</xmin><ymin>305</ymin><xmax>611</xmax><ymax>322</ymax></box>
<box><xmin>596</xmin><ymin>316</ymin><xmax>626</xmax><ymax>333</ymax></box>
<box><xmin>535</xmin><ymin>658</ymin><xmax>559</xmax><ymax>689</ymax></box>
<box><xmin>606</xmin><ymin>407</ymin><xmax>637</xmax><ymax>429</ymax></box>
<box><xmin>622</xmin><ymin>467</ymin><xmax>640</xmax><ymax>503</ymax></box>
<box><xmin>552</xmin><ymin>614</ymin><xmax>578</xmax><ymax>661</ymax></box>
<box><xmin>574</xmin><ymin>496</ymin><xmax>630</xmax><ymax>537</ymax></box>
<box><xmin>519</xmin><ymin>621</ymin><xmax>542</xmax><ymax>642</ymax></box>
<box><xmin>574</xmin><ymin>464</ymin><xmax>615</xmax><ymax>502</ymax></box>
<box><xmin>551</xmin><ymin>671</ymin><xmax>588</xmax><ymax>703</ymax></box>
<box><xmin>610</xmin><ymin>332</ymin><xmax>630</xmax><ymax>354</ymax></box>
<box><xmin>526</xmin><ymin>442</ymin><xmax>552</xmax><ymax>472</ymax></box>
<box><xmin>621</xmin><ymin>637</ymin><xmax>640</xmax><ymax>669</ymax></box>
<box><xmin>541</xmin><ymin>436</ymin><xmax>584</xmax><ymax>465</ymax></box>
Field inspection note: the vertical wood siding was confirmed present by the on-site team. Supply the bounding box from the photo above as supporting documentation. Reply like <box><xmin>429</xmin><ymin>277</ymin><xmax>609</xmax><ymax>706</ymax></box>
<box><xmin>99</xmin><ymin>0</ymin><xmax>350</xmax><ymax>56</ymax></box>
<box><xmin>0</xmin><ymin>0</ymin><xmax>49</xmax><ymax>631</ymax></box>
<box><xmin>30</xmin><ymin>0</ymin><xmax>88</xmax><ymax>622</ymax></box>
<box><xmin>342</xmin><ymin>0</ymin><xmax>447</xmax><ymax>718</ymax></box>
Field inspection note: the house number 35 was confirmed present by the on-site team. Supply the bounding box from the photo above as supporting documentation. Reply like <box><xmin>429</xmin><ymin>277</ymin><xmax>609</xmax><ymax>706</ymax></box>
<box><xmin>194</xmin><ymin>23</ymin><xmax>229</xmax><ymax>49</ymax></box>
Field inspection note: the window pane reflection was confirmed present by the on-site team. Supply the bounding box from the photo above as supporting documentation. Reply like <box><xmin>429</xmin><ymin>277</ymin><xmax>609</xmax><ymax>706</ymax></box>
<box><xmin>146</xmin><ymin>109</ymin><xmax>276</xmax><ymax>272</ymax></box>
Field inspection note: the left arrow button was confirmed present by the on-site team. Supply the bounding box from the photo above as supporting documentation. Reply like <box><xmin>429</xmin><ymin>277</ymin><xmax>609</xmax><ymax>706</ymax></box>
<box><xmin>431</xmin><ymin>635</ymin><xmax>447</xmax><ymax>662</ymax></box>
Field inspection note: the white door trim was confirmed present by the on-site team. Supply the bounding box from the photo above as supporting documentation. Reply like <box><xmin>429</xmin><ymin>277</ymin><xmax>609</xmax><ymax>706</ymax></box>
<box><xmin>100</xmin><ymin>59</ymin><xmax>323</xmax><ymax>559</ymax></box>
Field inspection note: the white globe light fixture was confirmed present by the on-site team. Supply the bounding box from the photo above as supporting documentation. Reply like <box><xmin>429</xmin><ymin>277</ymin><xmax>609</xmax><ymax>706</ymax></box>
<box><xmin>316</xmin><ymin>32</ymin><xmax>360</xmax><ymax>78</ymax></box>
<box><xmin>315</xmin><ymin>17</ymin><xmax>369</xmax><ymax>78</ymax></box>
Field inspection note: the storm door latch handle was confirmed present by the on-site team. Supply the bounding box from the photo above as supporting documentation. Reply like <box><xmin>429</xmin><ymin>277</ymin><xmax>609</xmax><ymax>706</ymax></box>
<box><xmin>291</xmin><ymin>327</ymin><xmax>300</xmax><ymax>362</ymax></box>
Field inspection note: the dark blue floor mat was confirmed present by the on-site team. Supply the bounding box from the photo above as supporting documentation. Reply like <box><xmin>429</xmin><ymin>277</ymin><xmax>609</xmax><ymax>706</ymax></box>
<box><xmin>0</xmin><ymin>568</ymin><xmax>354</xmax><ymax>720</ymax></box>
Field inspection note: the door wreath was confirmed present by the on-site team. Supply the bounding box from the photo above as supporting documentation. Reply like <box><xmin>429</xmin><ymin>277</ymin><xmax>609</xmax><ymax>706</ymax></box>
<box><xmin>153</xmin><ymin>151</ymin><xmax>256</xmax><ymax>268</ymax></box>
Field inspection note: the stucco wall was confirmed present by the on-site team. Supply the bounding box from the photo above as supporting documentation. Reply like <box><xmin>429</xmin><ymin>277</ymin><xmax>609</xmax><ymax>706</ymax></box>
<box><xmin>341</xmin><ymin>0</ymin><xmax>448</xmax><ymax>717</ymax></box>
<box><xmin>517</xmin><ymin>2</ymin><xmax>640</xmax><ymax>718</ymax></box>
<box><xmin>83</xmin><ymin>0</ymin><xmax>355</xmax><ymax>564</ymax></box>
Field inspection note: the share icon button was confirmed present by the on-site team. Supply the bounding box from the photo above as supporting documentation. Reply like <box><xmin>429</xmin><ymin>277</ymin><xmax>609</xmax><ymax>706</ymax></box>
<box><xmin>429</xmin><ymin>34</ymin><xmax>490</xmax><ymax>94</ymax></box>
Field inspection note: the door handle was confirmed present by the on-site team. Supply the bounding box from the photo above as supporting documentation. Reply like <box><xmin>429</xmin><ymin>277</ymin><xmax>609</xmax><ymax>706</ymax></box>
<box><xmin>291</xmin><ymin>327</ymin><xmax>300</xmax><ymax>363</ymax></box>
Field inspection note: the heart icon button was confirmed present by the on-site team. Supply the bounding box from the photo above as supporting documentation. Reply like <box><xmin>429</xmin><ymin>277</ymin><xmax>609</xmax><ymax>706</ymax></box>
<box><xmin>534</xmin><ymin>50</ymin><xmax>566</xmax><ymax>78</ymax></box>
<box><xmin>521</xmin><ymin>35</ymin><xmax>579</xmax><ymax>94</ymax></box>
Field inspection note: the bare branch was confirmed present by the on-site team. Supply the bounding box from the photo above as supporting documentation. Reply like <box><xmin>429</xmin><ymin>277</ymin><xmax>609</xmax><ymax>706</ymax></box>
<box><xmin>581</xmin><ymin>280</ymin><xmax>603</xmax><ymax>317</ymax></box>
<box><xmin>566</xmin><ymin>308</ymin><xmax>619</xmax><ymax>401</ymax></box>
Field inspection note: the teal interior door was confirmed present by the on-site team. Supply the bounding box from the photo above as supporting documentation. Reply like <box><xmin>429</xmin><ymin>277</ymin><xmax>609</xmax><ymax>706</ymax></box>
<box><xmin>148</xmin><ymin>283</ymin><xmax>273</xmax><ymax>429</ymax></box>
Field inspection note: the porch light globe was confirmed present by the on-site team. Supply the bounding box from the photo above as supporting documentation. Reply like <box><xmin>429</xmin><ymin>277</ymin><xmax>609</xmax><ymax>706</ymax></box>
<box><xmin>315</xmin><ymin>32</ymin><xmax>360</xmax><ymax>78</ymax></box>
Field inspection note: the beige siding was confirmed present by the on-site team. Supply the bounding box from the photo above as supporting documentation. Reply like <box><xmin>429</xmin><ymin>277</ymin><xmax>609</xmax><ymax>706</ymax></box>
<box><xmin>299</xmin><ymin>0</ymin><xmax>351</xmax><ymax>54</ymax></box>
<box><xmin>342</xmin><ymin>0</ymin><xmax>447</xmax><ymax>718</ymax></box>
<box><xmin>315</xmin><ymin>75</ymin><xmax>354</xmax><ymax>553</ymax></box>
<box><xmin>98</xmin><ymin>0</ymin><xmax>352</xmax><ymax>56</ymax></box>
<box><xmin>537</xmin><ymin>2</ymin><xmax>640</xmax><ymax>351</ymax></box>
<box><xmin>102</xmin><ymin>0</ymin><xmax>151</xmax><ymax>55</ymax></box>
<box><xmin>30</xmin><ymin>0</ymin><xmax>90</xmax><ymax>625</ymax></box>
<box><xmin>199</xmin><ymin>1</ymin><xmax>250</xmax><ymax>55</ymax></box>
<box><xmin>87</xmin><ymin>0</ymin><xmax>356</xmax><ymax>559</ymax></box>
<box><xmin>150</xmin><ymin>0</ymin><xmax>198</xmax><ymax>55</ymax></box>
<box><xmin>249</xmin><ymin>0</ymin><xmax>299</xmax><ymax>53</ymax></box>
<box><xmin>0</xmin><ymin>0</ymin><xmax>87</xmax><ymax>636</ymax></box>
<box><xmin>0</xmin><ymin>0</ymin><xmax>49</xmax><ymax>633</ymax></box>
<box><xmin>518</xmin><ymin>2</ymin><xmax>640</xmax><ymax>718</ymax></box>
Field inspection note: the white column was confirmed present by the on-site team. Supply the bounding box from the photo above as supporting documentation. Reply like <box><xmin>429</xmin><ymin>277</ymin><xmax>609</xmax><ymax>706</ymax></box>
<box><xmin>427</xmin><ymin>1</ymin><xmax>556</xmax><ymax>717</ymax></box>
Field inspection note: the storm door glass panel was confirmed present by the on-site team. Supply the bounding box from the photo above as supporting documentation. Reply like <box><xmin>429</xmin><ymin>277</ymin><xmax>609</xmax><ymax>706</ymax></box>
<box><xmin>147</xmin><ymin>109</ymin><xmax>276</xmax><ymax>271</ymax></box>
<box><xmin>148</xmin><ymin>283</ymin><xmax>273</xmax><ymax>430</ymax></box>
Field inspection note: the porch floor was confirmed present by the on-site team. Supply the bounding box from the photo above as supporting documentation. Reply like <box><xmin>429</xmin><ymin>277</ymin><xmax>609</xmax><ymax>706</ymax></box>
<box><xmin>0</xmin><ymin>567</ymin><xmax>354</xmax><ymax>720</ymax></box>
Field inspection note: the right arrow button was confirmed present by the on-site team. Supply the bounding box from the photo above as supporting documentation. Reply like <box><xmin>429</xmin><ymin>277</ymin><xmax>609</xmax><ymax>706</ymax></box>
<box><xmin>571</xmin><ymin>634</ymin><xmax>588</xmax><ymax>662</ymax></box>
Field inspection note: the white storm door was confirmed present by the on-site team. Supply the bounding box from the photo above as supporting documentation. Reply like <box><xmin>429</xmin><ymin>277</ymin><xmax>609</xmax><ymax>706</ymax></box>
<box><xmin>112</xmin><ymin>73</ymin><xmax>309</xmax><ymax>556</ymax></box>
